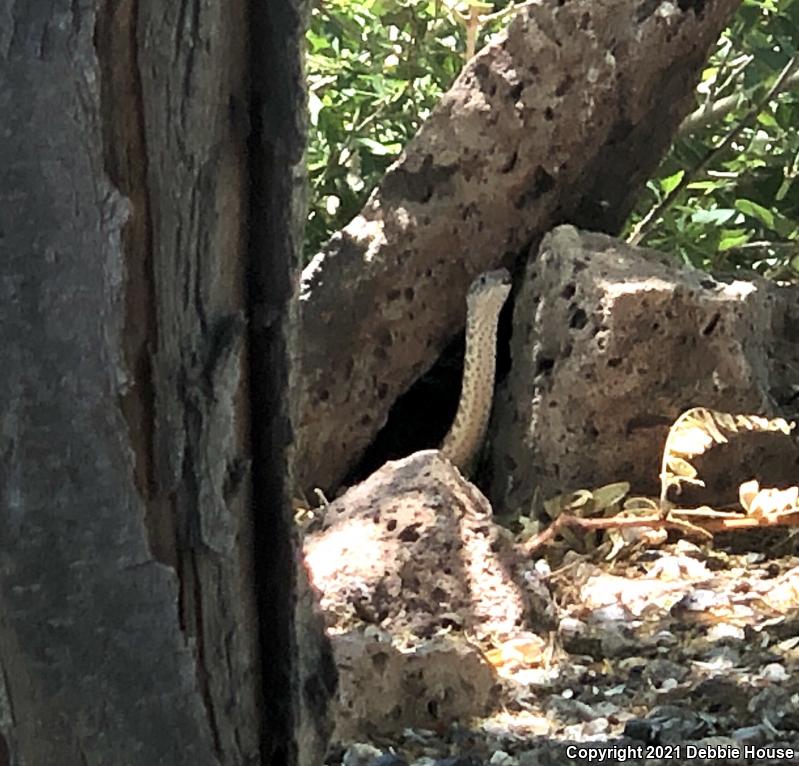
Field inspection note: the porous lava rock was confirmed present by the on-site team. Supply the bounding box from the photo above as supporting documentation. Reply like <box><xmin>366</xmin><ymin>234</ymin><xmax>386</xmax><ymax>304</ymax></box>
<box><xmin>303</xmin><ymin>450</ymin><xmax>553</xmax><ymax>739</ymax></box>
<box><xmin>490</xmin><ymin>225</ymin><xmax>799</xmax><ymax>515</ymax></box>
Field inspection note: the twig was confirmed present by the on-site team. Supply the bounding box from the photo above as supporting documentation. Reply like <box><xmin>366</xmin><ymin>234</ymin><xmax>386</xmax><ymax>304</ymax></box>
<box><xmin>679</xmin><ymin>69</ymin><xmax>799</xmax><ymax>134</ymax></box>
<box><xmin>481</xmin><ymin>0</ymin><xmax>540</xmax><ymax>22</ymax></box>
<box><xmin>683</xmin><ymin>50</ymin><xmax>752</xmax><ymax>134</ymax></box>
<box><xmin>726</xmin><ymin>240</ymin><xmax>798</xmax><ymax>253</ymax></box>
<box><xmin>522</xmin><ymin>512</ymin><xmax>703</xmax><ymax>555</ymax></box>
<box><xmin>522</xmin><ymin>509</ymin><xmax>799</xmax><ymax>555</ymax></box>
<box><xmin>448</xmin><ymin>0</ymin><xmax>538</xmax><ymax>60</ymax></box>
<box><xmin>628</xmin><ymin>53</ymin><xmax>799</xmax><ymax>247</ymax></box>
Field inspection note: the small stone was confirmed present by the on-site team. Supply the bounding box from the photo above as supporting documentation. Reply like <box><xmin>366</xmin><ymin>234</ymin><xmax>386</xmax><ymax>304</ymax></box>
<box><xmin>558</xmin><ymin>616</ymin><xmax>587</xmax><ymax>641</ymax></box>
<box><xmin>592</xmin><ymin>604</ymin><xmax>628</xmax><ymax>623</ymax></box>
<box><xmin>642</xmin><ymin>658</ymin><xmax>688</xmax><ymax>687</ymax></box>
<box><xmin>433</xmin><ymin>756</ymin><xmax>482</xmax><ymax>766</ymax></box>
<box><xmin>582</xmin><ymin>717</ymin><xmax>610</xmax><ymax>736</ymax></box>
<box><xmin>748</xmin><ymin>686</ymin><xmax>793</xmax><ymax>722</ymax></box>
<box><xmin>698</xmin><ymin>645</ymin><xmax>740</xmax><ymax>668</ymax></box>
<box><xmin>624</xmin><ymin>718</ymin><xmax>657</xmax><ymax>744</ymax></box>
<box><xmin>692</xmin><ymin>736</ymin><xmax>740</xmax><ymax>752</ymax></box>
<box><xmin>618</xmin><ymin>656</ymin><xmax>647</xmax><ymax>672</ymax></box>
<box><xmin>732</xmin><ymin>725</ymin><xmax>767</xmax><ymax>746</ymax></box>
<box><xmin>344</xmin><ymin>743</ymin><xmax>384</xmax><ymax>766</ymax></box>
<box><xmin>674</xmin><ymin>539</ymin><xmax>701</xmax><ymax>555</ymax></box>
<box><xmin>761</xmin><ymin>663</ymin><xmax>789</xmax><ymax>682</ymax></box>
<box><xmin>653</xmin><ymin>630</ymin><xmax>677</xmax><ymax>647</ymax></box>
<box><xmin>488</xmin><ymin>751</ymin><xmax>516</xmax><ymax>765</ymax></box>
<box><xmin>706</xmin><ymin>622</ymin><xmax>745</xmax><ymax>641</ymax></box>
<box><xmin>600</xmin><ymin>623</ymin><xmax>639</xmax><ymax>658</ymax></box>
<box><xmin>368</xmin><ymin>755</ymin><xmax>408</xmax><ymax>766</ymax></box>
<box><xmin>625</xmin><ymin>705</ymin><xmax>707</xmax><ymax>743</ymax></box>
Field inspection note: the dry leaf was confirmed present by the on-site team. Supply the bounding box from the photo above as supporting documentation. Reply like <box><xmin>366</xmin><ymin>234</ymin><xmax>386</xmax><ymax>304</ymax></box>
<box><xmin>484</xmin><ymin>636</ymin><xmax>546</xmax><ymax>670</ymax></box>
<box><xmin>739</xmin><ymin>479</ymin><xmax>760</xmax><ymax>512</ymax></box>
<box><xmin>623</xmin><ymin>496</ymin><xmax>659</xmax><ymax>512</ymax></box>
<box><xmin>592</xmin><ymin>482</ymin><xmax>631</xmax><ymax>510</ymax></box>
<box><xmin>747</xmin><ymin>486</ymin><xmax>799</xmax><ymax>519</ymax></box>
<box><xmin>660</xmin><ymin>408</ymin><xmax>796</xmax><ymax>505</ymax></box>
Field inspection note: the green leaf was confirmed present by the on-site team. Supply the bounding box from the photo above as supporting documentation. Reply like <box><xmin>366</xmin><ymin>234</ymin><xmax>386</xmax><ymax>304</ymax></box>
<box><xmin>355</xmin><ymin>137</ymin><xmax>402</xmax><ymax>156</ymax></box>
<box><xmin>756</xmin><ymin>111</ymin><xmax>779</xmax><ymax>128</ymax></box>
<box><xmin>660</xmin><ymin>170</ymin><xmax>685</xmax><ymax>195</ymax></box>
<box><xmin>718</xmin><ymin>229</ymin><xmax>751</xmax><ymax>251</ymax></box>
<box><xmin>304</xmin><ymin>0</ymin><xmax>799</xmax><ymax>270</ymax></box>
<box><xmin>691</xmin><ymin>208</ymin><xmax>736</xmax><ymax>225</ymax></box>
<box><xmin>686</xmin><ymin>180</ymin><xmax>726</xmax><ymax>192</ymax></box>
<box><xmin>736</xmin><ymin>198</ymin><xmax>776</xmax><ymax>230</ymax></box>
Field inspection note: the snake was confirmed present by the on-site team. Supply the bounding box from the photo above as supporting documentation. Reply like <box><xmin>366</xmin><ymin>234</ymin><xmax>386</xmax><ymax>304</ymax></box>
<box><xmin>440</xmin><ymin>268</ymin><xmax>512</xmax><ymax>470</ymax></box>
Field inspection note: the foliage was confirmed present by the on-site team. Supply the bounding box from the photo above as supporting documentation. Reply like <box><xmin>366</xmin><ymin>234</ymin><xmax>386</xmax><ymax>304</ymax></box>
<box><xmin>306</xmin><ymin>0</ymin><xmax>799</xmax><ymax>275</ymax></box>
<box><xmin>626</xmin><ymin>0</ymin><xmax>799</xmax><ymax>277</ymax></box>
<box><xmin>305</xmin><ymin>0</ymin><xmax>511</xmax><ymax>258</ymax></box>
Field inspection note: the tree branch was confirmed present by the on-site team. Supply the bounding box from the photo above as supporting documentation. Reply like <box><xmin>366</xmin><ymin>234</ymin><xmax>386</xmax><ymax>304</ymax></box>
<box><xmin>628</xmin><ymin>53</ymin><xmax>799</xmax><ymax>247</ymax></box>
<box><xmin>679</xmin><ymin>68</ymin><xmax>799</xmax><ymax>134</ymax></box>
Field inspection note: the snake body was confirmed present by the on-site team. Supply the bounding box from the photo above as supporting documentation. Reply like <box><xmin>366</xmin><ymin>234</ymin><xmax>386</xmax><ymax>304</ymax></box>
<box><xmin>440</xmin><ymin>268</ymin><xmax>512</xmax><ymax>470</ymax></box>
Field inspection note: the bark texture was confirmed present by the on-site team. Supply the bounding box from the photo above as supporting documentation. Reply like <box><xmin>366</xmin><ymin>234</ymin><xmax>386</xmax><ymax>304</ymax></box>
<box><xmin>251</xmin><ymin>2</ymin><xmax>337</xmax><ymax>765</ymax></box>
<box><xmin>0</xmin><ymin>0</ymin><xmax>293</xmax><ymax>763</ymax></box>
<box><xmin>295</xmin><ymin>0</ymin><xmax>741</xmax><ymax>495</ymax></box>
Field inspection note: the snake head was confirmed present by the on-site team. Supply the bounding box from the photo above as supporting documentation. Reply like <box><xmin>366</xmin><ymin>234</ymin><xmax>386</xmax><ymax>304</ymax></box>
<box><xmin>466</xmin><ymin>268</ymin><xmax>512</xmax><ymax>315</ymax></box>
